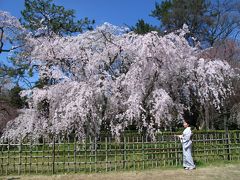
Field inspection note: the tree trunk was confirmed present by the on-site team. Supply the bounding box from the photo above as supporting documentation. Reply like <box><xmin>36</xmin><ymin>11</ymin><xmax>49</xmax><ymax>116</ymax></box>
<box><xmin>205</xmin><ymin>104</ymin><xmax>210</xmax><ymax>130</ymax></box>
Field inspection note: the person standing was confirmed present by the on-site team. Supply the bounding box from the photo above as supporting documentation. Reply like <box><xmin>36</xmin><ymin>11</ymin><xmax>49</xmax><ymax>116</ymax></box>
<box><xmin>177</xmin><ymin>119</ymin><xmax>196</xmax><ymax>170</ymax></box>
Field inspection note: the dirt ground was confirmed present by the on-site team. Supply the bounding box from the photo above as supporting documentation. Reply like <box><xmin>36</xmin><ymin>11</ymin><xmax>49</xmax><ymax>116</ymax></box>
<box><xmin>1</xmin><ymin>163</ymin><xmax>240</xmax><ymax>180</ymax></box>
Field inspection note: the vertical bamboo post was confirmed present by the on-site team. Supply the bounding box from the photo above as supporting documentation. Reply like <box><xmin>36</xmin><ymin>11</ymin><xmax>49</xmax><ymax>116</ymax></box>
<box><xmin>0</xmin><ymin>141</ymin><xmax>3</xmax><ymax>175</ymax></box>
<box><xmin>133</xmin><ymin>137</ymin><xmax>136</xmax><ymax>171</ymax></box>
<box><xmin>109</xmin><ymin>136</ymin><xmax>111</xmax><ymax>171</ymax></box>
<box><xmin>29</xmin><ymin>140</ymin><xmax>32</xmax><ymax>174</ymax></box>
<box><xmin>167</xmin><ymin>142</ymin><xmax>170</xmax><ymax>166</ymax></box>
<box><xmin>210</xmin><ymin>132</ymin><xmax>212</xmax><ymax>160</ymax></box>
<box><xmin>89</xmin><ymin>136</ymin><xmax>92</xmax><ymax>173</ymax></box>
<box><xmin>163</xmin><ymin>141</ymin><xmax>166</xmax><ymax>167</ymax></box>
<box><xmin>52</xmin><ymin>137</ymin><xmax>55</xmax><ymax>174</ymax></box>
<box><xmin>55</xmin><ymin>136</ymin><xmax>60</xmax><ymax>174</ymax></box>
<box><xmin>194</xmin><ymin>134</ymin><xmax>201</xmax><ymax>162</ymax></box>
<box><xmin>18</xmin><ymin>139</ymin><xmax>22</xmax><ymax>175</ymax></box>
<box><xmin>227</xmin><ymin>130</ymin><xmax>231</xmax><ymax>161</ymax></box>
<box><xmin>67</xmin><ymin>136</ymin><xmax>70</xmax><ymax>173</ymax></box>
<box><xmin>156</xmin><ymin>141</ymin><xmax>158</xmax><ymax>168</ymax></box>
<box><xmin>238</xmin><ymin>132</ymin><xmax>240</xmax><ymax>160</ymax></box>
<box><xmin>36</xmin><ymin>141</ymin><xmax>38</xmax><ymax>174</ymax></box>
<box><xmin>158</xmin><ymin>135</ymin><xmax>160</xmax><ymax>167</ymax></box>
<box><xmin>151</xmin><ymin>142</ymin><xmax>154</xmax><ymax>169</ymax></box>
<box><xmin>123</xmin><ymin>135</ymin><xmax>126</xmax><ymax>169</ymax></box>
<box><xmin>94</xmin><ymin>137</ymin><xmax>97</xmax><ymax>173</ymax></box>
<box><xmin>203</xmin><ymin>134</ymin><xmax>206</xmax><ymax>162</ymax></box>
<box><xmin>137</xmin><ymin>136</ymin><xmax>139</xmax><ymax>169</ymax></box>
<box><xmin>63</xmin><ymin>137</ymin><xmax>66</xmax><ymax>172</ymax></box>
<box><xmin>105</xmin><ymin>137</ymin><xmax>108</xmax><ymax>172</ymax></box>
<box><xmin>222</xmin><ymin>133</ymin><xmax>226</xmax><ymax>160</ymax></box>
<box><xmin>174</xmin><ymin>135</ymin><xmax>178</xmax><ymax>166</ymax></box>
<box><xmin>48</xmin><ymin>137</ymin><xmax>51</xmax><ymax>173</ymax></box>
<box><xmin>84</xmin><ymin>138</ymin><xmax>87</xmax><ymax>173</ymax></box>
<box><xmin>146</xmin><ymin>136</ymin><xmax>148</xmax><ymax>168</ymax></box>
<box><xmin>109</xmin><ymin>137</ymin><xmax>112</xmax><ymax>171</ymax></box>
<box><xmin>12</xmin><ymin>143</ymin><xmax>16</xmax><ymax>173</ymax></box>
<box><xmin>42</xmin><ymin>138</ymin><xmax>45</xmax><ymax>174</ymax></box>
<box><xmin>215</xmin><ymin>132</ymin><xmax>218</xmax><ymax>160</ymax></box>
<box><xmin>74</xmin><ymin>136</ymin><xmax>77</xmax><ymax>173</ymax></box>
<box><xmin>24</xmin><ymin>141</ymin><xmax>26</xmax><ymax>174</ymax></box>
<box><xmin>6</xmin><ymin>139</ymin><xmax>10</xmax><ymax>175</ymax></box>
<box><xmin>114</xmin><ymin>138</ymin><xmax>117</xmax><ymax>172</ymax></box>
<box><xmin>233</xmin><ymin>131</ymin><xmax>237</xmax><ymax>160</ymax></box>
<box><xmin>141</xmin><ymin>136</ymin><xmax>145</xmax><ymax>170</ymax></box>
<box><xmin>224</xmin><ymin>128</ymin><xmax>230</xmax><ymax>161</ymax></box>
<box><xmin>127</xmin><ymin>136</ymin><xmax>130</xmax><ymax>170</ymax></box>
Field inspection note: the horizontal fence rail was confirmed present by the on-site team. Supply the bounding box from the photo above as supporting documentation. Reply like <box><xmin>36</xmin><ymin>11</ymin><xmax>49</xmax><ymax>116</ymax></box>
<box><xmin>1</xmin><ymin>130</ymin><xmax>240</xmax><ymax>175</ymax></box>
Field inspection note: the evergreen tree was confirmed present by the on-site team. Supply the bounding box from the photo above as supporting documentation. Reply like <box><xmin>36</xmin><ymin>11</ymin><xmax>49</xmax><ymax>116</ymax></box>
<box><xmin>21</xmin><ymin>0</ymin><xmax>95</xmax><ymax>36</ymax></box>
<box><xmin>132</xmin><ymin>19</ymin><xmax>160</xmax><ymax>35</ymax></box>
<box><xmin>9</xmin><ymin>85</ymin><xmax>26</xmax><ymax>108</ymax></box>
<box><xmin>150</xmin><ymin>0</ymin><xmax>240</xmax><ymax>46</ymax></box>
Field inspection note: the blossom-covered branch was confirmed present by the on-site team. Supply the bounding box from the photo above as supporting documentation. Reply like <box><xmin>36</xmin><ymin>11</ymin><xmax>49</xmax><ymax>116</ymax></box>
<box><xmin>1</xmin><ymin>22</ymin><xmax>237</xmax><ymax>142</ymax></box>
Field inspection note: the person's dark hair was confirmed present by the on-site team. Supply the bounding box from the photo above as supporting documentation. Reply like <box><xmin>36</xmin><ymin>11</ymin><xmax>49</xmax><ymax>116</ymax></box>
<box><xmin>184</xmin><ymin>119</ymin><xmax>190</xmax><ymax>125</ymax></box>
<box><xmin>183</xmin><ymin>110</ymin><xmax>191</xmax><ymax>125</ymax></box>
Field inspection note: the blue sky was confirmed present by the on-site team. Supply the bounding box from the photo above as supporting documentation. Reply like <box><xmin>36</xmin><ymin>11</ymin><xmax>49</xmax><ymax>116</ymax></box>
<box><xmin>0</xmin><ymin>0</ymin><xmax>160</xmax><ymax>27</ymax></box>
<box><xmin>0</xmin><ymin>0</ymin><xmax>160</xmax><ymax>87</ymax></box>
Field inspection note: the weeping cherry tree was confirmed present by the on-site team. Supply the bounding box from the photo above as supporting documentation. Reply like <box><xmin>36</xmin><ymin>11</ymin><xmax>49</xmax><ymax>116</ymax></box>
<box><xmin>0</xmin><ymin>14</ymin><xmax>237</xmax><ymax>142</ymax></box>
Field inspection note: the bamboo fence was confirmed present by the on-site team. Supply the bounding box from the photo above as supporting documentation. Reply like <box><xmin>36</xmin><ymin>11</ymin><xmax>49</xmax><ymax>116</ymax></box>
<box><xmin>1</xmin><ymin>130</ymin><xmax>240</xmax><ymax>175</ymax></box>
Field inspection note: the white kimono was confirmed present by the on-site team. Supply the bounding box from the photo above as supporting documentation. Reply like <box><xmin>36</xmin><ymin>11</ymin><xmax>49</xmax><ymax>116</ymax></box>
<box><xmin>180</xmin><ymin>127</ymin><xmax>195</xmax><ymax>169</ymax></box>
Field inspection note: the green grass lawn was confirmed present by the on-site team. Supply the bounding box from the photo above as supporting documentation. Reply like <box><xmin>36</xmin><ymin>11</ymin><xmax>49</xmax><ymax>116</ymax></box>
<box><xmin>1</xmin><ymin>161</ymin><xmax>240</xmax><ymax>180</ymax></box>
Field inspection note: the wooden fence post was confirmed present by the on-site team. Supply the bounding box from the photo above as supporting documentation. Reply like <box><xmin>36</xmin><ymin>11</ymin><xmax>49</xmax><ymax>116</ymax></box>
<box><xmin>52</xmin><ymin>137</ymin><xmax>55</xmax><ymax>174</ymax></box>
<box><xmin>174</xmin><ymin>135</ymin><xmax>178</xmax><ymax>166</ymax></box>
<box><xmin>0</xmin><ymin>141</ymin><xmax>3</xmax><ymax>175</ymax></box>
<box><xmin>226</xmin><ymin>129</ymin><xmax>231</xmax><ymax>161</ymax></box>
<box><xmin>2</xmin><ymin>130</ymin><xmax>240</xmax><ymax>175</ymax></box>
<box><xmin>74</xmin><ymin>136</ymin><xmax>77</xmax><ymax>173</ymax></box>
<box><xmin>7</xmin><ymin>139</ymin><xmax>10</xmax><ymax>175</ymax></box>
<box><xmin>18</xmin><ymin>139</ymin><xmax>22</xmax><ymax>175</ymax></box>
<box><xmin>224</xmin><ymin>128</ymin><xmax>231</xmax><ymax>161</ymax></box>
<box><xmin>105</xmin><ymin>137</ymin><xmax>108</xmax><ymax>172</ymax></box>
<box><xmin>124</xmin><ymin>136</ymin><xmax>127</xmax><ymax>170</ymax></box>
<box><xmin>94</xmin><ymin>137</ymin><xmax>97</xmax><ymax>173</ymax></box>
<box><xmin>142</xmin><ymin>136</ymin><xmax>145</xmax><ymax>170</ymax></box>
